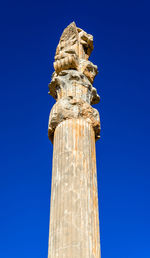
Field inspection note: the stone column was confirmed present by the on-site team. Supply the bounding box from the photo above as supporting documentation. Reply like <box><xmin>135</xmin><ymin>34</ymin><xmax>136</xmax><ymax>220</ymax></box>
<box><xmin>48</xmin><ymin>22</ymin><xmax>101</xmax><ymax>258</ymax></box>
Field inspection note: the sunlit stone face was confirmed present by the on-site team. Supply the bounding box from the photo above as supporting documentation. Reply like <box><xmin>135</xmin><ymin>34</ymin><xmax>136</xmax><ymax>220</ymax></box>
<box><xmin>48</xmin><ymin>22</ymin><xmax>101</xmax><ymax>258</ymax></box>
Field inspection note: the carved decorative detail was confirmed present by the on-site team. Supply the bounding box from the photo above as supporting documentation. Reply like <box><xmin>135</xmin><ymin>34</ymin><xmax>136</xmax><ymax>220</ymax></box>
<box><xmin>48</xmin><ymin>22</ymin><xmax>100</xmax><ymax>142</ymax></box>
<box><xmin>79</xmin><ymin>59</ymin><xmax>98</xmax><ymax>83</ymax></box>
<box><xmin>48</xmin><ymin>70</ymin><xmax>100</xmax><ymax>105</ymax></box>
<box><xmin>48</xmin><ymin>97</ymin><xmax>100</xmax><ymax>142</ymax></box>
<box><xmin>53</xmin><ymin>22</ymin><xmax>97</xmax><ymax>83</ymax></box>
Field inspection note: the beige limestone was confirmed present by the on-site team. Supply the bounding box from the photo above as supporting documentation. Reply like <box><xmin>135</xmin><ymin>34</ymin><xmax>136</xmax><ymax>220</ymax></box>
<box><xmin>48</xmin><ymin>70</ymin><xmax>100</xmax><ymax>104</ymax></box>
<box><xmin>53</xmin><ymin>22</ymin><xmax>97</xmax><ymax>83</ymax></box>
<box><xmin>48</xmin><ymin>22</ymin><xmax>101</xmax><ymax>258</ymax></box>
<box><xmin>48</xmin><ymin>97</ymin><xmax>100</xmax><ymax>142</ymax></box>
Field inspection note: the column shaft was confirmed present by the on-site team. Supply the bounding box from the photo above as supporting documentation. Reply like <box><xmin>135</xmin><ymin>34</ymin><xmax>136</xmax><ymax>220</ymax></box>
<box><xmin>48</xmin><ymin>118</ymin><xmax>100</xmax><ymax>258</ymax></box>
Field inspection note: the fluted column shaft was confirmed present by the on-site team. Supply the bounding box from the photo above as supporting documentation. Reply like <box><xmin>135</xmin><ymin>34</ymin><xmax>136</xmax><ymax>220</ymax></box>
<box><xmin>48</xmin><ymin>118</ymin><xmax>100</xmax><ymax>258</ymax></box>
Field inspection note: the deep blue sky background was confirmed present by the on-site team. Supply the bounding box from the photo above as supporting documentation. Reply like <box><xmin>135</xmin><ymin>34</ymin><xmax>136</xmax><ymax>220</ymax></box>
<box><xmin>0</xmin><ymin>0</ymin><xmax>150</xmax><ymax>257</ymax></box>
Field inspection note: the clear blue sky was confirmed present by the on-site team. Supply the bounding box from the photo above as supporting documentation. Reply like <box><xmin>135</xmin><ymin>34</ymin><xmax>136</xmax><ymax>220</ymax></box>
<box><xmin>0</xmin><ymin>0</ymin><xmax>150</xmax><ymax>257</ymax></box>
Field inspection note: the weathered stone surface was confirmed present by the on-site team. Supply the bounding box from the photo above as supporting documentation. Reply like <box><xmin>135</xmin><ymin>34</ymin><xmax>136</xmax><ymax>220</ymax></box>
<box><xmin>48</xmin><ymin>97</ymin><xmax>100</xmax><ymax>142</ymax></box>
<box><xmin>79</xmin><ymin>59</ymin><xmax>98</xmax><ymax>84</ymax></box>
<box><xmin>53</xmin><ymin>21</ymin><xmax>97</xmax><ymax>85</ymax></box>
<box><xmin>54</xmin><ymin>50</ymin><xmax>79</xmax><ymax>75</ymax></box>
<box><xmin>48</xmin><ymin>69</ymin><xmax>100</xmax><ymax>105</ymax></box>
<box><xmin>48</xmin><ymin>22</ymin><xmax>101</xmax><ymax>258</ymax></box>
<box><xmin>48</xmin><ymin>119</ymin><xmax>101</xmax><ymax>258</ymax></box>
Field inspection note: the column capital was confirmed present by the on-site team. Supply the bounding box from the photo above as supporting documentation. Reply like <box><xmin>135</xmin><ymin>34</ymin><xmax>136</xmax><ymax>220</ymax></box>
<box><xmin>48</xmin><ymin>69</ymin><xmax>100</xmax><ymax>105</ymax></box>
<box><xmin>48</xmin><ymin>22</ymin><xmax>100</xmax><ymax>142</ymax></box>
<box><xmin>48</xmin><ymin>97</ymin><xmax>100</xmax><ymax>142</ymax></box>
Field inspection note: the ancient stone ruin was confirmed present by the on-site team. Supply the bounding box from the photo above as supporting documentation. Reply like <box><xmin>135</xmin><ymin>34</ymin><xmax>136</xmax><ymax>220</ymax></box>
<box><xmin>48</xmin><ymin>22</ymin><xmax>101</xmax><ymax>258</ymax></box>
